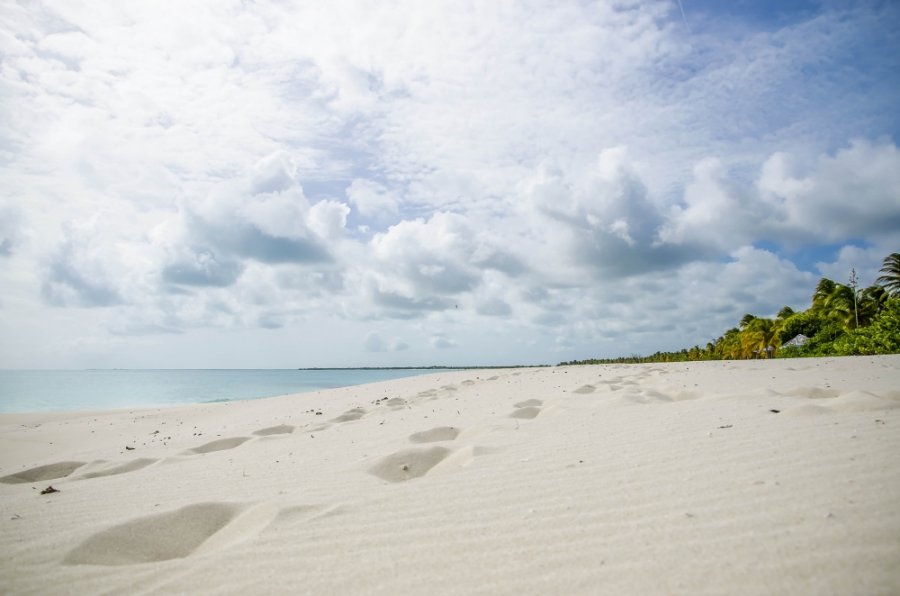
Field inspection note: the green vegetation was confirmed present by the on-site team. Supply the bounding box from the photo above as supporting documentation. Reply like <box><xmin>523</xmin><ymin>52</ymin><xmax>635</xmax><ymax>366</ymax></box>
<box><xmin>561</xmin><ymin>252</ymin><xmax>900</xmax><ymax>365</ymax></box>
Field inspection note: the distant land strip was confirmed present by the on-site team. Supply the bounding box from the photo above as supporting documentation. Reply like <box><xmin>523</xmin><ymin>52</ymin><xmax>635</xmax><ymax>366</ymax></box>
<box><xmin>298</xmin><ymin>365</ymin><xmax>548</xmax><ymax>370</ymax></box>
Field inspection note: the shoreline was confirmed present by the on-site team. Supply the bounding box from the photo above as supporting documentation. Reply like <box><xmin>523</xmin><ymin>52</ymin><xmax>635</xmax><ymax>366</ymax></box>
<box><xmin>2</xmin><ymin>357</ymin><xmax>899</xmax><ymax>594</ymax></box>
<box><xmin>0</xmin><ymin>367</ymin><xmax>481</xmax><ymax>415</ymax></box>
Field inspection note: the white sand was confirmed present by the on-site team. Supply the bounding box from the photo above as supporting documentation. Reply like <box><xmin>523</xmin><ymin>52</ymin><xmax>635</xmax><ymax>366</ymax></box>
<box><xmin>2</xmin><ymin>356</ymin><xmax>899</xmax><ymax>595</ymax></box>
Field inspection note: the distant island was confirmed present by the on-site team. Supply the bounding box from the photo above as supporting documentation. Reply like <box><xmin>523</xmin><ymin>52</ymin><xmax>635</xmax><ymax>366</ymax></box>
<box><xmin>299</xmin><ymin>365</ymin><xmax>548</xmax><ymax>371</ymax></box>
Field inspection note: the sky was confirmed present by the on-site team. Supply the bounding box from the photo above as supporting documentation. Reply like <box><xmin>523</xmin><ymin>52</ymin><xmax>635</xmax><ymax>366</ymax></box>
<box><xmin>1</xmin><ymin>0</ymin><xmax>899</xmax><ymax>369</ymax></box>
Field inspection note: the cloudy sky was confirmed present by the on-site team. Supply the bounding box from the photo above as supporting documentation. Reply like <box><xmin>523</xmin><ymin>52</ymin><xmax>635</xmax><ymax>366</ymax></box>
<box><xmin>1</xmin><ymin>0</ymin><xmax>899</xmax><ymax>369</ymax></box>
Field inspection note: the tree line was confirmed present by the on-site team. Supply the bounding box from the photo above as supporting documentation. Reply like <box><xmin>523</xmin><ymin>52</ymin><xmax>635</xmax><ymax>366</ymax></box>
<box><xmin>561</xmin><ymin>252</ymin><xmax>900</xmax><ymax>365</ymax></box>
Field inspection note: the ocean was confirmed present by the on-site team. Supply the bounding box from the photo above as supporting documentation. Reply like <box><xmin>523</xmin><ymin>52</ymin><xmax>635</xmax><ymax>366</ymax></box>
<box><xmin>0</xmin><ymin>369</ymin><xmax>454</xmax><ymax>414</ymax></box>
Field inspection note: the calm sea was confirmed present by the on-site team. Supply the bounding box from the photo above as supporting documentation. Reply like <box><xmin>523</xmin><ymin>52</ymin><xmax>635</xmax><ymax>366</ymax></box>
<box><xmin>0</xmin><ymin>369</ymin><xmax>453</xmax><ymax>414</ymax></box>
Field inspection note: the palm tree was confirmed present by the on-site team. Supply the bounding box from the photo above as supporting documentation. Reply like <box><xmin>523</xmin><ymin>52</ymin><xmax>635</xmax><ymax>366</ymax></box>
<box><xmin>809</xmin><ymin>279</ymin><xmax>862</xmax><ymax>329</ymax></box>
<box><xmin>876</xmin><ymin>252</ymin><xmax>900</xmax><ymax>296</ymax></box>
<box><xmin>777</xmin><ymin>306</ymin><xmax>795</xmax><ymax>320</ymax></box>
<box><xmin>717</xmin><ymin>328</ymin><xmax>742</xmax><ymax>359</ymax></box>
<box><xmin>741</xmin><ymin>318</ymin><xmax>781</xmax><ymax>358</ymax></box>
<box><xmin>812</xmin><ymin>278</ymin><xmax>837</xmax><ymax>311</ymax></box>
<box><xmin>857</xmin><ymin>285</ymin><xmax>889</xmax><ymax>325</ymax></box>
<box><xmin>824</xmin><ymin>283</ymin><xmax>858</xmax><ymax>328</ymax></box>
<box><xmin>739</xmin><ymin>313</ymin><xmax>757</xmax><ymax>329</ymax></box>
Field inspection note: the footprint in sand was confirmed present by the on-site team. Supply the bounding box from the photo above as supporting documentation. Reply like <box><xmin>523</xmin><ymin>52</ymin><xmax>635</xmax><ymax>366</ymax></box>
<box><xmin>368</xmin><ymin>447</ymin><xmax>452</xmax><ymax>483</ymax></box>
<box><xmin>572</xmin><ymin>384</ymin><xmax>596</xmax><ymax>394</ymax></box>
<box><xmin>0</xmin><ymin>461</ymin><xmax>85</xmax><ymax>484</ymax></box>
<box><xmin>781</xmin><ymin>404</ymin><xmax>834</xmax><ymax>417</ymax></box>
<box><xmin>599</xmin><ymin>377</ymin><xmax>623</xmax><ymax>390</ymax></box>
<box><xmin>514</xmin><ymin>399</ymin><xmax>542</xmax><ymax>407</ymax></box>
<box><xmin>830</xmin><ymin>390</ymin><xmax>900</xmax><ymax>413</ymax></box>
<box><xmin>622</xmin><ymin>389</ymin><xmax>673</xmax><ymax>404</ymax></box>
<box><xmin>267</xmin><ymin>504</ymin><xmax>347</xmax><ymax>529</ymax></box>
<box><xmin>64</xmin><ymin>501</ymin><xmax>316</xmax><ymax>565</ymax></box>
<box><xmin>63</xmin><ymin>502</ymin><xmax>245</xmax><ymax>565</ymax></box>
<box><xmin>183</xmin><ymin>437</ymin><xmax>251</xmax><ymax>455</ymax></box>
<box><xmin>510</xmin><ymin>399</ymin><xmax>542</xmax><ymax>419</ymax></box>
<box><xmin>785</xmin><ymin>386</ymin><xmax>841</xmax><ymax>399</ymax></box>
<box><xmin>510</xmin><ymin>407</ymin><xmax>541</xmax><ymax>419</ymax></box>
<box><xmin>253</xmin><ymin>424</ymin><xmax>295</xmax><ymax>437</ymax></box>
<box><xmin>331</xmin><ymin>407</ymin><xmax>367</xmax><ymax>423</ymax></box>
<box><xmin>408</xmin><ymin>426</ymin><xmax>461</xmax><ymax>443</ymax></box>
<box><xmin>78</xmin><ymin>458</ymin><xmax>158</xmax><ymax>480</ymax></box>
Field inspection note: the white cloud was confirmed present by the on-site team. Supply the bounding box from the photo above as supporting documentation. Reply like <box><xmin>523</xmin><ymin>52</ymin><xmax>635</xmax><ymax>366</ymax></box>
<box><xmin>363</xmin><ymin>331</ymin><xmax>386</xmax><ymax>352</ymax></box>
<box><xmin>363</xmin><ymin>331</ymin><xmax>410</xmax><ymax>353</ymax></box>
<box><xmin>41</xmin><ymin>216</ymin><xmax>126</xmax><ymax>308</ymax></box>
<box><xmin>365</xmin><ymin>212</ymin><xmax>509</xmax><ymax>312</ymax></box>
<box><xmin>517</xmin><ymin>148</ymin><xmax>698</xmax><ymax>281</ymax></box>
<box><xmin>474</xmin><ymin>294</ymin><xmax>512</xmax><ymax>318</ymax></box>
<box><xmin>390</xmin><ymin>338</ymin><xmax>410</xmax><ymax>352</ymax></box>
<box><xmin>759</xmin><ymin>140</ymin><xmax>900</xmax><ymax>242</ymax></box>
<box><xmin>430</xmin><ymin>335</ymin><xmax>457</xmax><ymax>350</ymax></box>
<box><xmin>660</xmin><ymin>157</ymin><xmax>759</xmax><ymax>249</ymax></box>
<box><xmin>157</xmin><ymin>160</ymin><xmax>346</xmax><ymax>289</ymax></box>
<box><xmin>308</xmin><ymin>200</ymin><xmax>350</xmax><ymax>240</ymax></box>
<box><xmin>0</xmin><ymin>203</ymin><xmax>24</xmax><ymax>257</ymax></box>
<box><xmin>815</xmin><ymin>245</ymin><xmax>890</xmax><ymax>289</ymax></box>
<box><xmin>346</xmin><ymin>179</ymin><xmax>399</xmax><ymax>220</ymax></box>
<box><xmin>0</xmin><ymin>1</ymin><xmax>898</xmax><ymax>367</ymax></box>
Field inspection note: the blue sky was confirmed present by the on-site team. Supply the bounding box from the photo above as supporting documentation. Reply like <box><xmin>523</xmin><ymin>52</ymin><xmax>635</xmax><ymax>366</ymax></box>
<box><xmin>1</xmin><ymin>0</ymin><xmax>898</xmax><ymax>368</ymax></box>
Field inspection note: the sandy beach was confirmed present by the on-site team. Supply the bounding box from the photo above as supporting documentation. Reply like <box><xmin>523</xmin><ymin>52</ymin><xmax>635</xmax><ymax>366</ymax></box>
<box><xmin>1</xmin><ymin>356</ymin><xmax>899</xmax><ymax>595</ymax></box>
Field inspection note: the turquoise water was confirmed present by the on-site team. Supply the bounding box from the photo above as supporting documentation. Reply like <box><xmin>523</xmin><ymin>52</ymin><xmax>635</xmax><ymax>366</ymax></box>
<box><xmin>0</xmin><ymin>369</ymin><xmax>452</xmax><ymax>413</ymax></box>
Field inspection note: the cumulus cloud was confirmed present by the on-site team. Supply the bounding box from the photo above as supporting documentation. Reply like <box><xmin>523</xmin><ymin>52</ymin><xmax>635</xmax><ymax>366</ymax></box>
<box><xmin>390</xmin><ymin>338</ymin><xmax>409</xmax><ymax>351</ymax></box>
<box><xmin>1</xmin><ymin>1</ymin><xmax>898</xmax><ymax>367</ymax></box>
<box><xmin>371</xmin><ymin>213</ymin><xmax>480</xmax><ymax>294</ymax></box>
<box><xmin>363</xmin><ymin>331</ymin><xmax>387</xmax><ymax>352</ymax></box>
<box><xmin>655</xmin><ymin>140</ymin><xmax>900</xmax><ymax>255</ymax></box>
<box><xmin>161</xmin><ymin>247</ymin><xmax>243</xmax><ymax>288</ymax></box>
<box><xmin>361</xmin><ymin>211</ymin><xmax>521</xmax><ymax>318</ymax></box>
<box><xmin>536</xmin><ymin>245</ymin><xmax>817</xmax><ymax>361</ymax></box>
<box><xmin>159</xmin><ymin>154</ymin><xmax>346</xmax><ymax>292</ymax></box>
<box><xmin>363</xmin><ymin>331</ymin><xmax>409</xmax><ymax>352</ymax></box>
<box><xmin>474</xmin><ymin>297</ymin><xmax>512</xmax><ymax>317</ymax></box>
<box><xmin>430</xmin><ymin>335</ymin><xmax>457</xmax><ymax>350</ymax></box>
<box><xmin>659</xmin><ymin>157</ymin><xmax>762</xmax><ymax>250</ymax></box>
<box><xmin>758</xmin><ymin>140</ymin><xmax>900</xmax><ymax>242</ymax></box>
<box><xmin>367</xmin><ymin>287</ymin><xmax>455</xmax><ymax>319</ymax></box>
<box><xmin>347</xmin><ymin>179</ymin><xmax>399</xmax><ymax>220</ymax></box>
<box><xmin>0</xmin><ymin>203</ymin><xmax>23</xmax><ymax>257</ymax></box>
<box><xmin>519</xmin><ymin>148</ymin><xmax>699</xmax><ymax>281</ymax></box>
<box><xmin>814</xmin><ymin>244</ymin><xmax>890</xmax><ymax>288</ymax></box>
<box><xmin>250</xmin><ymin>153</ymin><xmax>299</xmax><ymax>196</ymax></box>
<box><xmin>41</xmin><ymin>218</ymin><xmax>124</xmax><ymax>308</ymax></box>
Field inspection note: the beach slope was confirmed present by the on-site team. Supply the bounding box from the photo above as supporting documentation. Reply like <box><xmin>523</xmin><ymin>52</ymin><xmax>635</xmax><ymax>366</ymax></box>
<box><xmin>2</xmin><ymin>357</ymin><xmax>899</xmax><ymax>594</ymax></box>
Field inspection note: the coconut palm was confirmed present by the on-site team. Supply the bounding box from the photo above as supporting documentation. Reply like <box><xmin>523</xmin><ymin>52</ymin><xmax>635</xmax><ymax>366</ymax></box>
<box><xmin>739</xmin><ymin>313</ymin><xmax>757</xmax><ymax>329</ymax></box>
<box><xmin>812</xmin><ymin>278</ymin><xmax>837</xmax><ymax>311</ymax></box>
<box><xmin>876</xmin><ymin>252</ymin><xmax>900</xmax><ymax>296</ymax></box>
<box><xmin>824</xmin><ymin>283</ymin><xmax>858</xmax><ymax>328</ymax></box>
<box><xmin>857</xmin><ymin>285</ymin><xmax>889</xmax><ymax>325</ymax></box>
<box><xmin>777</xmin><ymin>306</ymin><xmax>795</xmax><ymax>320</ymax></box>
<box><xmin>741</xmin><ymin>318</ymin><xmax>781</xmax><ymax>358</ymax></box>
<box><xmin>808</xmin><ymin>279</ymin><xmax>860</xmax><ymax>329</ymax></box>
<box><xmin>715</xmin><ymin>328</ymin><xmax>742</xmax><ymax>359</ymax></box>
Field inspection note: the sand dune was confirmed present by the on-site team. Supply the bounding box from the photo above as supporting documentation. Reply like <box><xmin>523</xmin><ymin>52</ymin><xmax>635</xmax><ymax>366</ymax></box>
<box><xmin>1</xmin><ymin>356</ymin><xmax>899</xmax><ymax>594</ymax></box>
